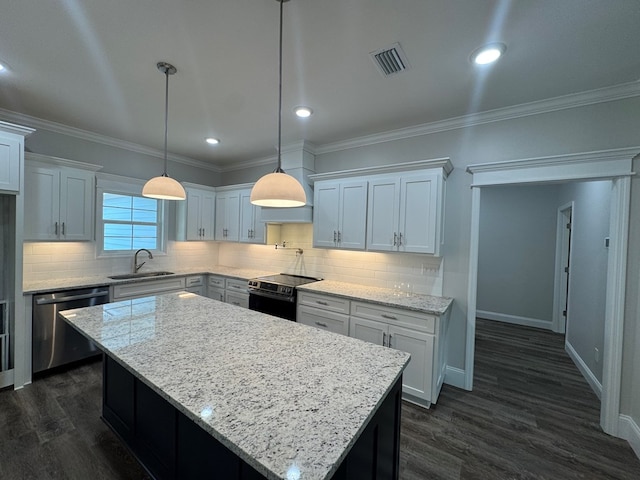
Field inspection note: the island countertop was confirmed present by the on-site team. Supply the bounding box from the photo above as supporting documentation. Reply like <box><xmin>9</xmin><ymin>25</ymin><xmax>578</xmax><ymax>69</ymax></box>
<box><xmin>59</xmin><ymin>292</ymin><xmax>410</xmax><ymax>480</ymax></box>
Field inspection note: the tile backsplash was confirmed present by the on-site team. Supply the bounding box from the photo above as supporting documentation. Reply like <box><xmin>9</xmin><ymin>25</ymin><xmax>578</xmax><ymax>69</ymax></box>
<box><xmin>23</xmin><ymin>241</ymin><xmax>219</xmax><ymax>281</ymax></box>
<box><xmin>23</xmin><ymin>224</ymin><xmax>443</xmax><ymax>296</ymax></box>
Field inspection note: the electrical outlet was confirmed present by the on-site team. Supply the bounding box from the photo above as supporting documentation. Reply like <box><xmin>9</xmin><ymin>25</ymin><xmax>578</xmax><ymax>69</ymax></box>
<box><xmin>595</xmin><ymin>347</ymin><xmax>600</xmax><ymax>363</ymax></box>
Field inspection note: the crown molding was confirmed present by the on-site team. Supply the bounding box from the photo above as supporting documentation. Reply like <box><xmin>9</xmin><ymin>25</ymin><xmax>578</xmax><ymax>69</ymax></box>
<box><xmin>315</xmin><ymin>81</ymin><xmax>640</xmax><ymax>155</ymax></box>
<box><xmin>0</xmin><ymin>107</ymin><xmax>221</xmax><ymax>173</ymax></box>
<box><xmin>0</xmin><ymin>120</ymin><xmax>35</xmax><ymax>137</ymax></box>
<box><xmin>25</xmin><ymin>152</ymin><xmax>103</xmax><ymax>172</ymax></box>
<box><xmin>309</xmin><ymin>157</ymin><xmax>453</xmax><ymax>182</ymax></box>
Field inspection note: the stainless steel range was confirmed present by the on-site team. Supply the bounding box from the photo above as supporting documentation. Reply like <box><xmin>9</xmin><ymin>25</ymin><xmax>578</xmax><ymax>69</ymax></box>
<box><xmin>247</xmin><ymin>274</ymin><xmax>322</xmax><ymax>320</ymax></box>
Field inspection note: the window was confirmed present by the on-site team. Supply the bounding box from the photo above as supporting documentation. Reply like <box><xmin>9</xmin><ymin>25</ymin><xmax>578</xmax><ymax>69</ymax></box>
<box><xmin>102</xmin><ymin>193</ymin><xmax>160</xmax><ymax>251</ymax></box>
<box><xmin>96</xmin><ymin>175</ymin><xmax>167</xmax><ymax>256</ymax></box>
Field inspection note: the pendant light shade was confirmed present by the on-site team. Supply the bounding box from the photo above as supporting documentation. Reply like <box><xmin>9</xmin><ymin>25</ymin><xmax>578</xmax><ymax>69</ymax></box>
<box><xmin>143</xmin><ymin>62</ymin><xmax>186</xmax><ymax>201</ymax></box>
<box><xmin>250</xmin><ymin>0</ymin><xmax>306</xmax><ymax>208</ymax></box>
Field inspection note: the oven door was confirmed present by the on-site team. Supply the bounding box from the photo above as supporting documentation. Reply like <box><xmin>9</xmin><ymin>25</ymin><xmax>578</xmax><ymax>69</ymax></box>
<box><xmin>248</xmin><ymin>291</ymin><xmax>296</xmax><ymax>321</ymax></box>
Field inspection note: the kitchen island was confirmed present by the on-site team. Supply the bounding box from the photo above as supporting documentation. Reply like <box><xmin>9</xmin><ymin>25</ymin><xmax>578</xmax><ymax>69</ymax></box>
<box><xmin>59</xmin><ymin>292</ymin><xmax>410</xmax><ymax>480</ymax></box>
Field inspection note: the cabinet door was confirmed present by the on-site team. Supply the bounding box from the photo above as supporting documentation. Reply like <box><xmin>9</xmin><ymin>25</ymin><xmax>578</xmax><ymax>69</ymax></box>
<box><xmin>200</xmin><ymin>190</ymin><xmax>216</xmax><ymax>240</ymax></box>
<box><xmin>24</xmin><ymin>165</ymin><xmax>60</xmax><ymax>240</ymax></box>
<box><xmin>297</xmin><ymin>305</ymin><xmax>349</xmax><ymax>336</ymax></box>
<box><xmin>313</xmin><ymin>181</ymin><xmax>340</xmax><ymax>248</ymax></box>
<box><xmin>214</xmin><ymin>193</ymin><xmax>228</xmax><ymax>240</ymax></box>
<box><xmin>0</xmin><ymin>135</ymin><xmax>21</xmax><ymax>192</ymax></box>
<box><xmin>338</xmin><ymin>181</ymin><xmax>367</xmax><ymax>250</ymax></box>
<box><xmin>185</xmin><ymin>189</ymin><xmax>204</xmax><ymax>240</ymax></box>
<box><xmin>225</xmin><ymin>291</ymin><xmax>248</xmax><ymax>309</ymax></box>
<box><xmin>239</xmin><ymin>190</ymin><xmax>256</xmax><ymax>243</ymax></box>
<box><xmin>215</xmin><ymin>191</ymin><xmax>240</xmax><ymax>241</ymax></box>
<box><xmin>398</xmin><ymin>173</ymin><xmax>439</xmax><ymax>254</ymax></box>
<box><xmin>59</xmin><ymin>169</ymin><xmax>93</xmax><ymax>241</ymax></box>
<box><xmin>350</xmin><ymin>316</ymin><xmax>387</xmax><ymax>347</ymax></box>
<box><xmin>389</xmin><ymin>324</ymin><xmax>433</xmax><ymax>402</ymax></box>
<box><xmin>366</xmin><ymin>177</ymin><xmax>400</xmax><ymax>252</ymax></box>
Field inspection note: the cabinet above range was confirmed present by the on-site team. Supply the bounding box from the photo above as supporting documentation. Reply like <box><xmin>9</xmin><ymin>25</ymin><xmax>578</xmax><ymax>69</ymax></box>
<box><xmin>24</xmin><ymin>153</ymin><xmax>102</xmax><ymax>241</ymax></box>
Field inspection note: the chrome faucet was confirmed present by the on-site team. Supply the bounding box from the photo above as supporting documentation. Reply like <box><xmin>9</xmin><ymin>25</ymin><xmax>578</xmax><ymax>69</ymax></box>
<box><xmin>134</xmin><ymin>249</ymin><xmax>153</xmax><ymax>273</ymax></box>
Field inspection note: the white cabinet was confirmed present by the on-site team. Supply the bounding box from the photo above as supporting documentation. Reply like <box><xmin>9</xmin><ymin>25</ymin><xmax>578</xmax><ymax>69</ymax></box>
<box><xmin>206</xmin><ymin>275</ymin><xmax>226</xmax><ymax>302</ymax></box>
<box><xmin>224</xmin><ymin>278</ymin><xmax>249</xmax><ymax>308</ymax></box>
<box><xmin>176</xmin><ymin>185</ymin><xmax>216</xmax><ymax>241</ymax></box>
<box><xmin>111</xmin><ymin>277</ymin><xmax>186</xmax><ymax>301</ymax></box>
<box><xmin>313</xmin><ymin>180</ymin><xmax>367</xmax><ymax>249</ymax></box>
<box><xmin>24</xmin><ymin>157</ymin><xmax>97</xmax><ymax>241</ymax></box>
<box><xmin>0</xmin><ymin>131</ymin><xmax>23</xmax><ymax>193</ymax></box>
<box><xmin>185</xmin><ymin>275</ymin><xmax>206</xmax><ymax>296</ymax></box>
<box><xmin>297</xmin><ymin>292</ymin><xmax>350</xmax><ymax>336</ymax></box>
<box><xmin>367</xmin><ymin>171</ymin><xmax>442</xmax><ymax>254</ymax></box>
<box><xmin>350</xmin><ymin>300</ymin><xmax>448</xmax><ymax>408</ymax></box>
<box><xmin>239</xmin><ymin>189</ymin><xmax>265</xmax><ymax>244</ymax></box>
<box><xmin>215</xmin><ymin>190</ymin><xmax>241</xmax><ymax>241</ymax></box>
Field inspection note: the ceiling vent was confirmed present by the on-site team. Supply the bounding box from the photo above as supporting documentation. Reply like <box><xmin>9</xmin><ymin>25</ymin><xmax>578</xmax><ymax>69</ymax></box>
<box><xmin>370</xmin><ymin>42</ymin><xmax>410</xmax><ymax>77</ymax></box>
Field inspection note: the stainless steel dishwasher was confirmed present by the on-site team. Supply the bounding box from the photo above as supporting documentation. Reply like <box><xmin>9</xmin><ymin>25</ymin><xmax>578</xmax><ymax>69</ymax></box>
<box><xmin>32</xmin><ymin>286</ymin><xmax>109</xmax><ymax>374</ymax></box>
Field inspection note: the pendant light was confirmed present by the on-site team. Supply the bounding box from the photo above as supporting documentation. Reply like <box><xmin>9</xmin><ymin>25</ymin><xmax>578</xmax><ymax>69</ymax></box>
<box><xmin>250</xmin><ymin>0</ymin><xmax>306</xmax><ymax>208</ymax></box>
<box><xmin>142</xmin><ymin>62</ymin><xmax>186</xmax><ymax>200</ymax></box>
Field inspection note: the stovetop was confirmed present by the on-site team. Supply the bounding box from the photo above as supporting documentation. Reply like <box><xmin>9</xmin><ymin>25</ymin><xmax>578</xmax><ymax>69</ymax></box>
<box><xmin>247</xmin><ymin>274</ymin><xmax>323</xmax><ymax>299</ymax></box>
<box><xmin>254</xmin><ymin>274</ymin><xmax>323</xmax><ymax>287</ymax></box>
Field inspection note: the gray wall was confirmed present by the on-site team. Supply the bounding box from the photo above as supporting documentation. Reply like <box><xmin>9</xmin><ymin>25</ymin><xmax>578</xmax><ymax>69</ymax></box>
<box><xmin>477</xmin><ymin>185</ymin><xmax>560</xmax><ymax>324</ymax></box>
<box><xmin>558</xmin><ymin>180</ymin><xmax>611</xmax><ymax>384</ymax></box>
<box><xmin>25</xmin><ymin>128</ymin><xmax>221</xmax><ymax>186</ymax></box>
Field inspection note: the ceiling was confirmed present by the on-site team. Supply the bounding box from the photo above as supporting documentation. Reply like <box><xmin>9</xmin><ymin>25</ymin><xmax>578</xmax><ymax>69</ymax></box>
<box><xmin>0</xmin><ymin>0</ymin><xmax>638</xmax><ymax>169</ymax></box>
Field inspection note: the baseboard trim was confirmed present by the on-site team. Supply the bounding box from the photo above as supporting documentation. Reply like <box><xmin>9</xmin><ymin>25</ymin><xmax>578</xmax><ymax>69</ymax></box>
<box><xmin>476</xmin><ymin>310</ymin><xmax>553</xmax><ymax>330</ymax></box>
<box><xmin>619</xmin><ymin>415</ymin><xmax>640</xmax><ymax>461</ymax></box>
<box><xmin>565</xmin><ymin>341</ymin><xmax>603</xmax><ymax>400</ymax></box>
<box><xmin>444</xmin><ymin>366</ymin><xmax>467</xmax><ymax>390</ymax></box>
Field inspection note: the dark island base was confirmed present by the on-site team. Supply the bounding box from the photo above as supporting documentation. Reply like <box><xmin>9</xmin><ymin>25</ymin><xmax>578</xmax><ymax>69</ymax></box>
<box><xmin>101</xmin><ymin>355</ymin><xmax>402</xmax><ymax>480</ymax></box>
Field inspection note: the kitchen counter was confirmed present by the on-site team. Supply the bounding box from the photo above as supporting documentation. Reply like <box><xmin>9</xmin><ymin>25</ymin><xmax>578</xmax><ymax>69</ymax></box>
<box><xmin>297</xmin><ymin>280</ymin><xmax>453</xmax><ymax>316</ymax></box>
<box><xmin>23</xmin><ymin>266</ymin><xmax>275</xmax><ymax>294</ymax></box>
<box><xmin>59</xmin><ymin>292</ymin><xmax>410</xmax><ymax>480</ymax></box>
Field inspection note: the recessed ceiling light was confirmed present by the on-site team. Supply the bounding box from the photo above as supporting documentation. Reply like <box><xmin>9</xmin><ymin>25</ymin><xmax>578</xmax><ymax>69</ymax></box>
<box><xmin>471</xmin><ymin>43</ymin><xmax>506</xmax><ymax>65</ymax></box>
<box><xmin>294</xmin><ymin>106</ymin><xmax>313</xmax><ymax>118</ymax></box>
<box><xmin>205</xmin><ymin>137</ymin><xmax>220</xmax><ymax>145</ymax></box>
<box><xmin>0</xmin><ymin>62</ymin><xmax>8</xmax><ymax>73</ymax></box>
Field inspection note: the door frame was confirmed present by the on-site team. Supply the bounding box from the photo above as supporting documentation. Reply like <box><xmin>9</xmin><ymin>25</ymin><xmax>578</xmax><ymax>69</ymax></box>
<box><xmin>552</xmin><ymin>202</ymin><xmax>574</xmax><ymax>334</ymax></box>
<box><xmin>465</xmin><ymin>146</ymin><xmax>637</xmax><ymax>436</ymax></box>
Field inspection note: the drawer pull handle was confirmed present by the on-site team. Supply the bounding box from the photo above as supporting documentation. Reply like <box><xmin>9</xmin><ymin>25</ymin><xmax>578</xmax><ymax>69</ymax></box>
<box><xmin>315</xmin><ymin>322</ymin><xmax>328</xmax><ymax>328</ymax></box>
<box><xmin>381</xmin><ymin>314</ymin><xmax>397</xmax><ymax>320</ymax></box>
<box><xmin>232</xmin><ymin>302</ymin><xmax>240</xmax><ymax>306</ymax></box>
<box><xmin>316</xmin><ymin>300</ymin><xmax>329</xmax><ymax>306</ymax></box>
<box><xmin>382</xmin><ymin>332</ymin><xmax>387</xmax><ymax>347</ymax></box>
<box><xmin>388</xmin><ymin>334</ymin><xmax>393</xmax><ymax>348</ymax></box>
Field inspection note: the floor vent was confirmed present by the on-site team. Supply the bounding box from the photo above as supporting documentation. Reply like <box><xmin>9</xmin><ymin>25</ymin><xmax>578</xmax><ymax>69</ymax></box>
<box><xmin>370</xmin><ymin>42</ymin><xmax>410</xmax><ymax>77</ymax></box>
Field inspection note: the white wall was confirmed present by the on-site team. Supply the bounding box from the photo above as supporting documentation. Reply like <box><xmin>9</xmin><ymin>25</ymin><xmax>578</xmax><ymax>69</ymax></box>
<box><xmin>218</xmin><ymin>224</ymin><xmax>444</xmax><ymax>296</ymax></box>
<box><xmin>558</xmin><ymin>180</ymin><xmax>611</xmax><ymax>385</ymax></box>
<box><xmin>477</xmin><ymin>185</ymin><xmax>560</xmax><ymax>327</ymax></box>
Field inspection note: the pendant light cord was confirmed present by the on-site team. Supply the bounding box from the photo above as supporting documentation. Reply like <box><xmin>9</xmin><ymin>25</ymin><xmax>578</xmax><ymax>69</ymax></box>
<box><xmin>163</xmin><ymin>67</ymin><xmax>169</xmax><ymax>177</ymax></box>
<box><xmin>276</xmin><ymin>0</ymin><xmax>284</xmax><ymax>173</ymax></box>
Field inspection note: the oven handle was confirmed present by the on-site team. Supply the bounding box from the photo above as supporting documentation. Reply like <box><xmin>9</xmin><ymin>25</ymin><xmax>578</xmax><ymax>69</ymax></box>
<box><xmin>248</xmin><ymin>290</ymin><xmax>296</xmax><ymax>303</ymax></box>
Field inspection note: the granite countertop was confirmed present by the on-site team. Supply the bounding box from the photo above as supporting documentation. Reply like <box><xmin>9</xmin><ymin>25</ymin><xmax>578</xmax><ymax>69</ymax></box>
<box><xmin>297</xmin><ymin>280</ymin><xmax>453</xmax><ymax>316</ymax></box>
<box><xmin>59</xmin><ymin>293</ymin><xmax>410</xmax><ymax>480</ymax></box>
<box><xmin>23</xmin><ymin>266</ymin><xmax>276</xmax><ymax>294</ymax></box>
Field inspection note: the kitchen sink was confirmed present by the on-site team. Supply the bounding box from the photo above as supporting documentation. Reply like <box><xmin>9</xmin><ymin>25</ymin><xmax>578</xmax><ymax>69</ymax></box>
<box><xmin>108</xmin><ymin>271</ymin><xmax>174</xmax><ymax>280</ymax></box>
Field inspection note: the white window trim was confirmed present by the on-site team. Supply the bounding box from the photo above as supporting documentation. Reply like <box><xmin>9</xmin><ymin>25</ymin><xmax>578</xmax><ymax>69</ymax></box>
<box><xmin>95</xmin><ymin>173</ymin><xmax>169</xmax><ymax>258</ymax></box>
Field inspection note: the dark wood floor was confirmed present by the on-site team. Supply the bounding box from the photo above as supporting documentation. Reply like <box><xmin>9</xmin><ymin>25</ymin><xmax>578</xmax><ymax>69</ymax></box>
<box><xmin>400</xmin><ymin>318</ymin><xmax>640</xmax><ymax>479</ymax></box>
<box><xmin>1</xmin><ymin>319</ymin><xmax>639</xmax><ymax>479</ymax></box>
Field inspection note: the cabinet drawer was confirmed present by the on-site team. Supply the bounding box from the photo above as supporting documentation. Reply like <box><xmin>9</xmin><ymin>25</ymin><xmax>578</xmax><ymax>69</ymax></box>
<box><xmin>186</xmin><ymin>275</ymin><xmax>204</xmax><ymax>287</ymax></box>
<box><xmin>350</xmin><ymin>301</ymin><xmax>435</xmax><ymax>334</ymax></box>
<box><xmin>297</xmin><ymin>305</ymin><xmax>349</xmax><ymax>336</ymax></box>
<box><xmin>207</xmin><ymin>287</ymin><xmax>225</xmax><ymax>303</ymax></box>
<box><xmin>208</xmin><ymin>275</ymin><xmax>225</xmax><ymax>288</ymax></box>
<box><xmin>225</xmin><ymin>278</ymin><xmax>248</xmax><ymax>293</ymax></box>
<box><xmin>112</xmin><ymin>278</ymin><xmax>186</xmax><ymax>300</ymax></box>
<box><xmin>297</xmin><ymin>292</ymin><xmax>350</xmax><ymax>315</ymax></box>
<box><xmin>226</xmin><ymin>291</ymin><xmax>249</xmax><ymax>309</ymax></box>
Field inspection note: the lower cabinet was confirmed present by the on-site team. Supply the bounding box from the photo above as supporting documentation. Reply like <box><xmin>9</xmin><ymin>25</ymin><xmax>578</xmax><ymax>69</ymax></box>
<box><xmin>184</xmin><ymin>275</ymin><xmax>205</xmax><ymax>296</ymax></box>
<box><xmin>224</xmin><ymin>278</ymin><xmax>249</xmax><ymax>308</ymax></box>
<box><xmin>297</xmin><ymin>292</ymin><xmax>350</xmax><ymax>336</ymax></box>
<box><xmin>111</xmin><ymin>277</ymin><xmax>187</xmax><ymax>301</ymax></box>
<box><xmin>206</xmin><ymin>275</ymin><xmax>226</xmax><ymax>302</ymax></box>
<box><xmin>297</xmin><ymin>290</ymin><xmax>450</xmax><ymax>408</ymax></box>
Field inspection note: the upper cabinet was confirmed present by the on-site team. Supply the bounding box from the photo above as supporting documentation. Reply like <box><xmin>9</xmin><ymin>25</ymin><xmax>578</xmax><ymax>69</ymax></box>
<box><xmin>0</xmin><ymin>131</ymin><xmax>23</xmax><ymax>193</ymax></box>
<box><xmin>214</xmin><ymin>187</ymin><xmax>241</xmax><ymax>242</ymax></box>
<box><xmin>310</xmin><ymin>158</ymin><xmax>452</xmax><ymax>255</ymax></box>
<box><xmin>367</xmin><ymin>172</ymin><xmax>441</xmax><ymax>254</ymax></box>
<box><xmin>313</xmin><ymin>180</ymin><xmax>367</xmax><ymax>250</ymax></box>
<box><xmin>24</xmin><ymin>154</ymin><xmax>100</xmax><ymax>241</ymax></box>
<box><xmin>239</xmin><ymin>189</ymin><xmax>265</xmax><ymax>244</ymax></box>
<box><xmin>175</xmin><ymin>184</ymin><xmax>216</xmax><ymax>241</ymax></box>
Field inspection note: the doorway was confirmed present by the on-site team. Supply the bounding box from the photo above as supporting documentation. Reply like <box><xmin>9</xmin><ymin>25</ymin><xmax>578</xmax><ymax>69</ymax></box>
<box><xmin>465</xmin><ymin>147</ymin><xmax>635</xmax><ymax>436</ymax></box>
<box><xmin>553</xmin><ymin>203</ymin><xmax>573</xmax><ymax>334</ymax></box>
